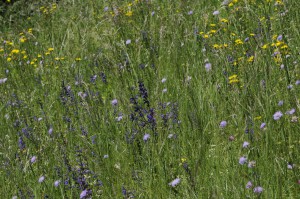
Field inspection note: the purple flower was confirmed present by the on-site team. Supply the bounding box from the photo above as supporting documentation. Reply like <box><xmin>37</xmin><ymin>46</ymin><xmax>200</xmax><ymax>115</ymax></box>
<box><xmin>243</xmin><ymin>141</ymin><xmax>249</xmax><ymax>148</ymax></box>
<box><xmin>287</xmin><ymin>164</ymin><xmax>293</xmax><ymax>169</ymax></box>
<box><xmin>213</xmin><ymin>10</ymin><xmax>220</xmax><ymax>15</ymax></box>
<box><xmin>48</xmin><ymin>127</ymin><xmax>53</xmax><ymax>135</ymax></box>
<box><xmin>278</xmin><ymin>100</ymin><xmax>284</xmax><ymax>106</ymax></box>
<box><xmin>188</xmin><ymin>10</ymin><xmax>193</xmax><ymax>15</ymax></box>
<box><xmin>286</xmin><ymin>108</ymin><xmax>295</xmax><ymax>115</ymax></box>
<box><xmin>0</xmin><ymin>78</ymin><xmax>7</xmax><ymax>84</ymax></box>
<box><xmin>220</xmin><ymin>120</ymin><xmax>227</xmax><ymax>128</ymax></box>
<box><xmin>30</xmin><ymin>156</ymin><xmax>37</xmax><ymax>163</ymax></box>
<box><xmin>273</xmin><ymin>111</ymin><xmax>283</xmax><ymax>120</ymax></box>
<box><xmin>161</xmin><ymin>78</ymin><xmax>167</xmax><ymax>83</ymax></box>
<box><xmin>162</xmin><ymin>88</ymin><xmax>167</xmax><ymax>93</ymax></box>
<box><xmin>239</xmin><ymin>156</ymin><xmax>247</xmax><ymax>165</ymax></box>
<box><xmin>80</xmin><ymin>190</ymin><xmax>88</xmax><ymax>199</ymax></box>
<box><xmin>260</xmin><ymin>122</ymin><xmax>266</xmax><ymax>129</ymax></box>
<box><xmin>54</xmin><ymin>180</ymin><xmax>61</xmax><ymax>187</ymax></box>
<box><xmin>287</xmin><ymin>85</ymin><xmax>293</xmax><ymax>89</ymax></box>
<box><xmin>111</xmin><ymin>99</ymin><xmax>118</xmax><ymax>106</ymax></box>
<box><xmin>143</xmin><ymin>134</ymin><xmax>150</xmax><ymax>142</ymax></box>
<box><xmin>246</xmin><ymin>181</ymin><xmax>253</xmax><ymax>189</ymax></box>
<box><xmin>277</xmin><ymin>35</ymin><xmax>283</xmax><ymax>41</ymax></box>
<box><xmin>296</xmin><ymin>80</ymin><xmax>300</xmax><ymax>85</ymax></box>
<box><xmin>169</xmin><ymin>178</ymin><xmax>181</xmax><ymax>187</ymax></box>
<box><xmin>253</xmin><ymin>186</ymin><xmax>263</xmax><ymax>193</ymax></box>
<box><xmin>151</xmin><ymin>11</ymin><xmax>155</xmax><ymax>16</ymax></box>
<box><xmin>103</xmin><ymin>154</ymin><xmax>109</xmax><ymax>159</ymax></box>
<box><xmin>104</xmin><ymin>7</ymin><xmax>109</xmax><ymax>12</ymax></box>
<box><xmin>38</xmin><ymin>176</ymin><xmax>45</xmax><ymax>183</ymax></box>
<box><xmin>125</xmin><ymin>39</ymin><xmax>131</xmax><ymax>45</ymax></box>
<box><xmin>205</xmin><ymin>62</ymin><xmax>212</xmax><ymax>71</ymax></box>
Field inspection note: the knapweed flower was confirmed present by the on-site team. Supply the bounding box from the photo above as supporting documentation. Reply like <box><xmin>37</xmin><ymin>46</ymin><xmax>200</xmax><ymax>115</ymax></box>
<box><xmin>125</xmin><ymin>39</ymin><xmax>131</xmax><ymax>45</ymax></box>
<box><xmin>188</xmin><ymin>10</ymin><xmax>193</xmax><ymax>15</ymax></box>
<box><xmin>287</xmin><ymin>164</ymin><xmax>293</xmax><ymax>169</ymax></box>
<box><xmin>246</xmin><ymin>181</ymin><xmax>253</xmax><ymax>189</ymax></box>
<box><xmin>213</xmin><ymin>10</ymin><xmax>220</xmax><ymax>15</ymax></box>
<box><xmin>273</xmin><ymin>111</ymin><xmax>283</xmax><ymax>120</ymax></box>
<box><xmin>243</xmin><ymin>141</ymin><xmax>249</xmax><ymax>148</ymax></box>
<box><xmin>260</xmin><ymin>123</ymin><xmax>266</xmax><ymax>129</ymax></box>
<box><xmin>253</xmin><ymin>186</ymin><xmax>263</xmax><ymax>193</ymax></box>
<box><xmin>239</xmin><ymin>156</ymin><xmax>247</xmax><ymax>165</ymax></box>
<box><xmin>162</xmin><ymin>88</ymin><xmax>167</xmax><ymax>93</ymax></box>
<box><xmin>30</xmin><ymin>156</ymin><xmax>37</xmax><ymax>163</ymax></box>
<box><xmin>38</xmin><ymin>176</ymin><xmax>45</xmax><ymax>183</ymax></box>
<box><xmin>287</xmin><ymin>85</ymin><xmax>293</xmax><ymax>89</ymax></box>
<box><xmin>54</xmin><ymin>180</ymin><xmax>61</xmax><ymax>187</ymax></box>
<box><xmin>111</xmin><ymin>99</ymin><xmax>118</xmax><ymax>106</ymax></box>
<box><xmin>80</xmin><ymin>189</ymin><xmax>92</xmax><ymax>199</ymax></box>
<box><xmin>205</xmin><ymin>62</ymin><xmax>212</xmax><ymax>71</ymax></box>
<box><xmin>220</xmin><ymin>121</ymin><xmax>227</xmax><ymax>128</ymax></box>
<box><xmin>143</xmin><ymin>134</ymin><xmax>150</xmax><ymax>142</ymax></box>
<box><xmin>169</xmin><ymin>178</ymin><xmax>181</xmax><ymax>187</ymax></box>
<box><xmin>277</xmin><ymin>35</ymin><xmax>283</xmax><ymax>41</ymax></box>
<box><xmin>103</xmin><ymin>154</ymin><xmax>109</xmax><ymax>159</ymax></box>
<box><xmin>0</xmin><ymin>78</ymin><xmax>8</xmax><ymax>84</ymax></box>
<box><xmin>295</xmin><ymin>80</ymin><xmax>300</xmax><ymax>85</ymax></box>
<box><xmin>161</xmin><ymin>78</ymin><xmax>167</xmax><ymax>83</ymax></box>
<box><xmin>286</xmin><ymin>108</ymin><xmax>295</xmax><ymax>115</ymax></box>
<box><xmin>278</xmin><ymin>100</ymin><xmax>284</xmax><ymax>106</ymax></box>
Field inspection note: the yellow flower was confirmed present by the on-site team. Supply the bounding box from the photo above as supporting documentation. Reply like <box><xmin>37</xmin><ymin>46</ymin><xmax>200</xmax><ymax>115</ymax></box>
<box><xmin>48</xmin><ymin>47</ymin><xmax>54</xmax><ymax>51</ymax></box>
<box><xmin>210</xmin><ymin>24</ymin><xmax>216</xmax><ymax>27</ymax></box>
<box><xmin>23</xmin><ymin>55</ymin><xmax>28</xmax><ymax>59</ymax></box>
<box><xmin>7</xmin><ymin>57</ymin><xmax>12</xmax><ymax>62</ymax></box>
<box><xmin>45</xmin><ymin>51</ymin><xmax>50</xmax><ymax>55</ymax></box>
<box><xmin>235</xmin><ymin>39</ymin><xmax>243</xmax><ymax>45</ymax></box>
<box><xmin>247</xmin><ymin>56</ymin><xmax>254</xmax><ymax>62</ymax></box>
<box><xmin>254</xmin><ymin>116</ymin><xmax>262</xmax><ymax>120</ymax></box>
<box><xmin>37</xmin><ymin>54</ymin><xmax>42</xmax><ymax>58</ymax></box>
<box><xmin>75</xmin><ymin>58</ymin><xmax>82</xmax><ymax>61</ymax></box>
<box><xmin>0</xmin><ymin>48</ymin><xmax>4</xmax><ymax>52</ymax></box>
<box><xmin>209</xmin><ymin>30</ymin><xmax>217</xmax><ymax>34</ymax></box>
<box><xmin>203</xmin><ymin>34</ymin><xmax>209</xmax><ymax>38</ymax></box>
<box><xmin>19</xmin><ymin>37</ymin><xmax>27</xmax><ymax>43</ymax></box>
<box><xmin>221</xmin><ymin>18</ymin><xmax>229</xmax><ymax>23</ymax></box>
<box><xmin>229</xmin><ymin>74</ymin><xmax>238</xmax><ymax>80</ymax></box>
<box><xmin>261</xmin><ymin>44</ymin><xmax>268</xmax><ymax>49</ymax></box>
<box><xmin>125</xmin><ymin>11</ymin><xmax>133</xmax><ymax>16</ymax></box>
<box><xmin>11</xmin><ymin>49</ymin><xmax>20</xmax><ymax>54</ymax></box>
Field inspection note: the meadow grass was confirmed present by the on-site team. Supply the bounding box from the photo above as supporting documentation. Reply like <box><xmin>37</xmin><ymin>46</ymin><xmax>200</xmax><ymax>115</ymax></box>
<box><xmin>0</xmin><ymin>0</ymin><xmax>300</xmax><ymax>198</ymax></box>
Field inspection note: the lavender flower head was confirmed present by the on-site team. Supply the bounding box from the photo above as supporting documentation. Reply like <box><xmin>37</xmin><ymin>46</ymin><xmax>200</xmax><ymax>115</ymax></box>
<box><xmin>30</xmin><ymin>156</ymin><xmax>37</xmax><ymax>164</ymax></box>
<box><xmin>242</xmin><ymin>141</ymin><xmax>249</xmax><ymax>148</ymax></box>
<box><xmin>286</xmin><ymin>108</ymin><xmax>295</xmax><ymax>115</ymax></box>
<box><xmin>239</xmin><ymin>156</ymin><xmax>247</xmax><ymax>165</ymax></box>
<box><xmin>253</xmin><ymin>186</ymin><xmax>263</xmax><ymax>193</ymax></box>
<box><xmin>143</xmin><ymin>134</ymin><xmax>150</xmax><ymax>142</ymax></box>
<box><xmin>273</xmin><ymin>111</ymin><xmax>283</xmax><ymax>120</ymax></box>
<box><xmin>161</xmin><ymin>78</ymin><xmax>167</xmax><ymax>83</ymax></box>
<box><xmin>111</xmin><ymin>99</ymin><xmax>118</xmax><ymax>106</ymax></box>
<box><xmin>278</xmin><ymin>100</ymin><xmax>284</xmax><ymax>106</ymax></box>
<box><xmin>54</xmin><ymin>180</ymin><xmax>61</xmax><ymax>187</ymax></box>
<box><xmin>38</xmin><ymin>176</ymin><xmax>45</xmax><ymax>183</ymax></box>
<box><xmin>125</xmin><ymin>39</ymin><xmax>131</xmax><ymax>45</ymax></box>
<box><xmin>213</xmin><ymin>10</ymin><xmax>220</xmax><ymax>15</ymax></box>
<box><xmin>260</xmin><ymin>122</ymin><xmax>266</xmax><ymax>129</ymax></box>
<box><xmin>0</xmin><ymin>78</ymin><xmax>8</xmax><ymax>84</ymax></box>
<box><xmin>296</xmin><ymin>80</ymin><xmax>300</xmax><ymax>85</ymax></box>
<box><xmin>205</xmin><ymin>62</ymin><xmax>212</xmax><ymax>72</ymax></box>
<box><xmin>246</xmin><ymin>181</ymin><xmax>253</xmax><ymax>189</ymax></box>
<box><xmin>169</xmin><ymin>178</ymin><xmax>181</xmax><ymax>187</ymax></box>
<box><xmin>220</xmin><ymin>120</ymin><xmax>227</xmax><ymax>128</ymax></box>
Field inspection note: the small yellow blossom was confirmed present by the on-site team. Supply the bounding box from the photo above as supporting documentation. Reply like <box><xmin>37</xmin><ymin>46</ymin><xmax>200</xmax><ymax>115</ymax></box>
<box><xmin>235</xmin><ymin>39</ymin><xmax>243</xmax><ymax>45</ymax></box>
<box><xmin>261</xmin><ymin>44</ymin><xmax>268</xmax><ymax>49</ymax></box>
<box><xmin>221</xmin><ymin>18</ymin><xmax>228</xmax><ymax>23</ymax></box>
<box><xmin>203</xmin><ymin>34</ymin><xmax>209</xmax><ymax>38</ymax></box>
<box><xmin>254</xmin><ymin>116</ymin><xmax>262</xmax><ymax>120</ymax></box>
<box><xmin>45</xmin><ymin>51</ymin><xmax>51</xmax><ymax>55</ymax></box>
<box><xmin>75</xmin><ymin>58</ymin><xmax>82</xmax><ymax>61</ymax></box>
<box><xmin>11</xmin><ymin>49</ymin><xmax>20</xmax><ymax>54</ymax></box>
<box><xmin>7</xmin><ymin>57</ymin><xmax>12</xmax><ymax>62</ymax></box>
<box><xmin>0</xmin><ymin>48</ymin><xmax>4</xmax><ymax>52</ymax></box>
<box><xmin>48</xmin><ymin>48</ymin><xmax>54</xmax><ymax>51</ymax></box>
<box><xmin>19</xmin><ymin>37</ymin><xmax>27</xmax><ymax>43</ymax></box>
<box><xmin>247</xmin><ymin>56</ymin><xmax>254</xmax><ymax>62</ymax></box>
<box><xmin>125</xmin><ymin>11</ymin><xmax>133</xmax><ymax>16</ymax></box>
<box><xmin>210</xmin><ymin>30</ymin><xmax>217</xmax><ymax>34</ymax></box>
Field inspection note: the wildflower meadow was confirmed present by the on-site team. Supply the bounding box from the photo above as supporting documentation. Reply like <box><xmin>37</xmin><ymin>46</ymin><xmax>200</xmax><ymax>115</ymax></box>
<box><xmin>1</xmin><ymin>0</ymin><xmax>300</xmax><ymax>198</ymax></box>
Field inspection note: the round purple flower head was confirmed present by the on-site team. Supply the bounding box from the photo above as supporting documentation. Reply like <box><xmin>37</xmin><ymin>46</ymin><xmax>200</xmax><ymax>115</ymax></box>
<box><xmin>125</xmin><ymin>39</ymin><xmax>131</xmax><ymax>45</ymax></box>
<box><xmin>54</xmin><ymin>180</ymin><xmax>61</xmax><ymax>187</ymax></box>
<box><xmin>260</xmin><ymin>122</ymin><xmax>266</xmax><ymax>129</ymax></box>
<box><xmin>143</xmin><ymin>134</ymin><xmax>150</xmax><ymax>142</ymax></box>
<box><xmin>205</xmin><ymin>62</ymin><xmax>212</xmax><ymax>72</ymax></box>
<box><xmin>253</xmin><ymin>186</ymin><xmax>263</xmax><ymax>194</ymax></box>
<box><xmin>278</xmin><ymin>100</ymin><xmax>284</xmax><ymax>106</ymax></box>
<box><xmin>169</xmin><ymin>178</ymin><xmax>181</xmax><ymax>187</ymax></box>
<box><xmin>30</xmin><ymin>156</ymin><xmax>37</xmax><ymax>163</ymax></box>
<box><xmin>243</xmin><ymin>141</ymin><xmax>249</xmax><ymax>148</ymax></box>
<box><xmin>38</xmin><ymin>176</ymin><xmax>45</xmax><ymax>183</ymax></box>
<box><xmin>246</xmin><ymin>181</ymin><xmax>253</xmax><ymax>189</ymax></box>
<box><xmin>286</xmin><ymin>108</ymin><xmax>295</xmax><ymax>115</ymax></box>
<box><xmin>220</xmin><ymin>121</ymin><xmax>227</xmax><ymax>128</ymax></box>
<box><xmin>273</xmin><ymin>111</ymin><xmax>283</xmax><ymax>120</ymax></box>
<box><xmin>111</xmin><ymin>99</ymin><xmax>118</xmax><ymax>106</ymax></box>
<box><xmin>239</xmin><ymin>156</ymin><xmax>247</xmax><ymax>165</ymax></box>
